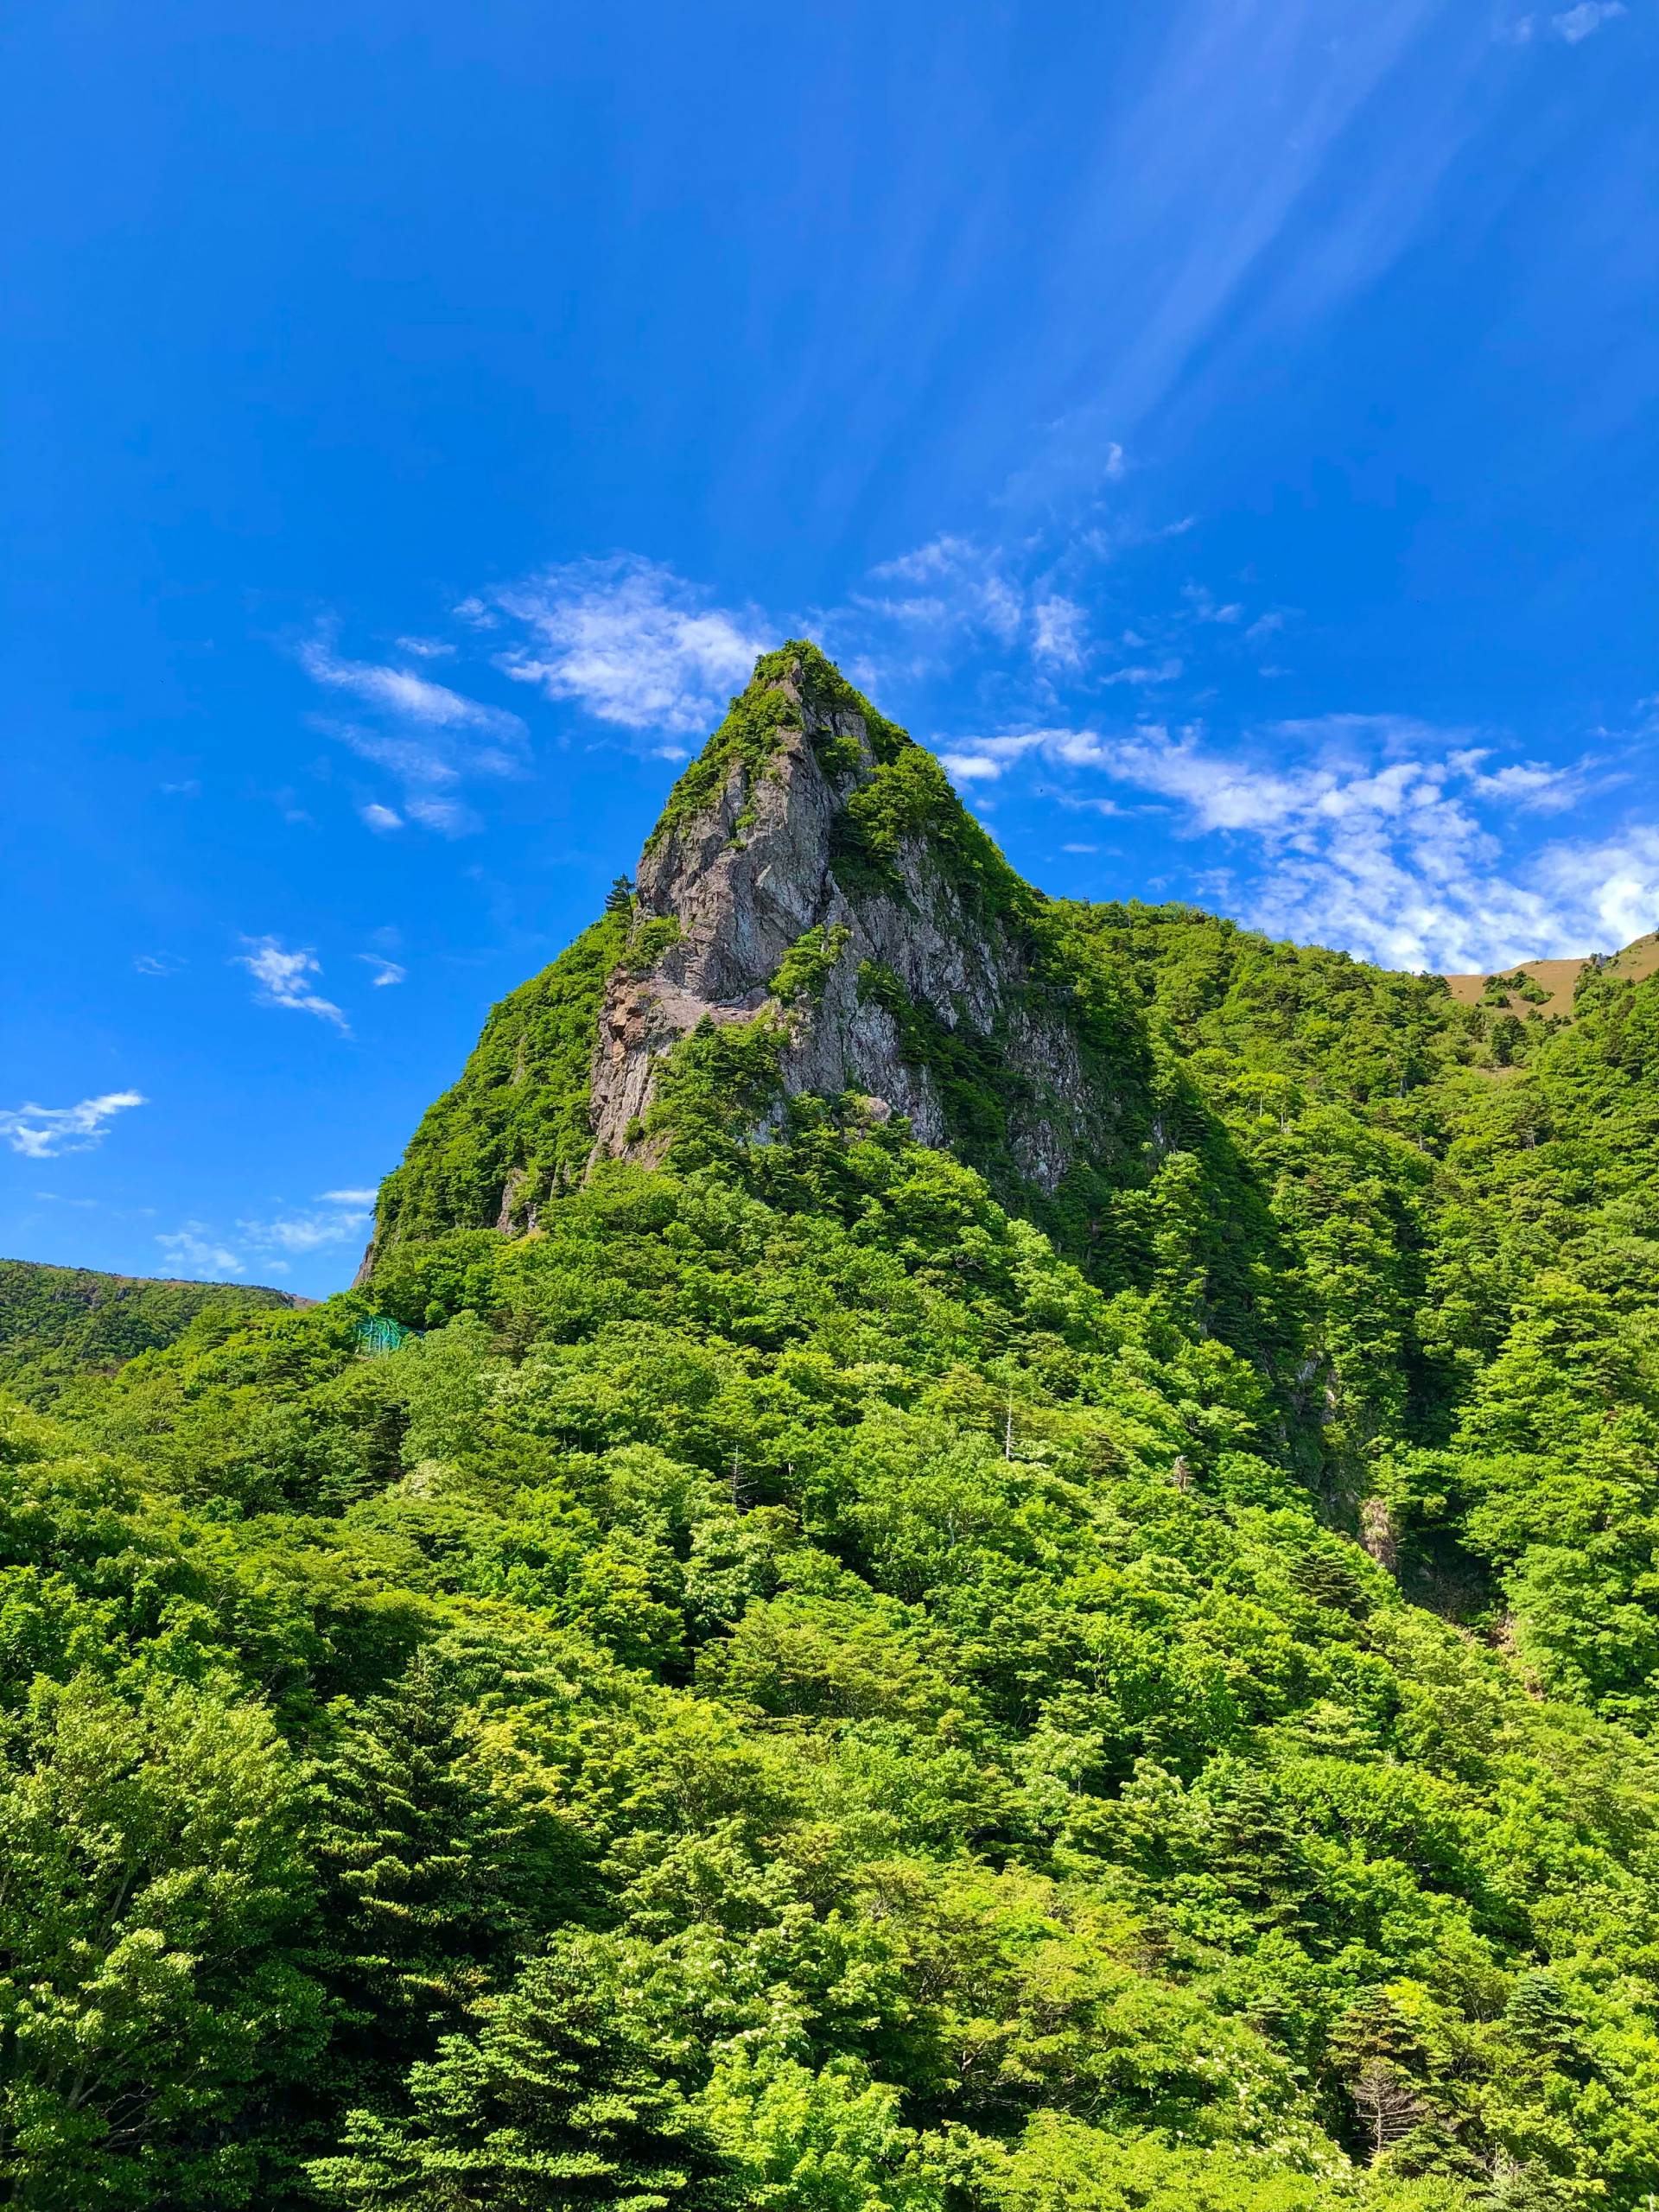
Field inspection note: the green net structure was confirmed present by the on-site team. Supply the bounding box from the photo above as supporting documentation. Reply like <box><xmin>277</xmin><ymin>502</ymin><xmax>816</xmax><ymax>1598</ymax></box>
<box><xmin>353</xmin><ymin>1314</ymin><xmax>413</xmax><ymax>1357</ymax></box>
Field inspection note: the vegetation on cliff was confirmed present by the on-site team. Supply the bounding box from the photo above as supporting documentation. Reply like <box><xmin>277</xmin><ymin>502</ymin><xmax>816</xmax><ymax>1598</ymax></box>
<box><xmin>369</xmin><ymin>910</ymin><xmax>631</xmax><ymax>1249</ymax></box>
<box><xmin>5</xmin><ymin>650</ymin><xmax>1658</xmax><ymax>2208</ymax></box>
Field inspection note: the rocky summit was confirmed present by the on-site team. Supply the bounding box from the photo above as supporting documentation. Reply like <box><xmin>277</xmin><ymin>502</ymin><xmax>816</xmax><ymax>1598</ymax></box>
<box><xmin>362</xmin><ymin>642</ymin><xmax>1178</xmax><ymax>1274</ymax></box>
<box><xmin>588</xmin><ymin>645</ymin><xmax>1108</xmax><ymax>1185</ymax></box>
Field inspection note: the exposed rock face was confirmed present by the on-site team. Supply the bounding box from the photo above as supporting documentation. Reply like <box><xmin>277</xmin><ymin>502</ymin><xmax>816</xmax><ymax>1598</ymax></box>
<box><xmin>357</xmin><ymin>645</ymin><xmax>1147</xmax><ymax>1273</ymax></box>
<box><xmin>586</xmin><ymin>658</ymin><xmax>1106</xmax><ymax>1193</ymax></box>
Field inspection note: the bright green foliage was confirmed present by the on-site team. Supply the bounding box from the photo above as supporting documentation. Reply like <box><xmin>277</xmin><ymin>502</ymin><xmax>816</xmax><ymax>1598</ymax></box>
<box><xmin>701</xmin><ymin>2047</ymin><xmax>949</xmax><ymax>2212</ymax></box>
<box><xmin>835</xmin><ymin>747</ymin><xmax>1034</xmax><ymax>927</ymax></box>
<box><xmin>372</xmin><ymin>910</ymin><xmax>630</xmax><ymax>1247</ymax></box>
<box><xmin>5</xmin><ymin>1114</ymin><xmax>1659</xmax><ymax>2201</ymax></box>
<box><xmin>310</xmin><ymin>1929</ymin><xmax>727</xmax><ymax>2210</ymax></box>
<box><xmin>0</xmin><ymin>1675</ymin><xmax>323</xmax><ymax>2207</ymax></box>
<box><xmin>645</xmin><ymin>643</ymin><xmax>816</xmax><ymax>851</ymax></box>
<box><xmin>627</xmin><ymin>915</ymin><xmax>684</xmax><ymax>974</ymax></box>
<box><xmin>8</xmin><ymin>658</ymin><xmax>1659</xmax><ymax>2205</ymax></box>
<box><xmin>772</xmin><ymin>924</ymin><xmax>852</xmax><ymax>1007</ymax></box>
<box><xmin>0</xmin><ymin>1256</ymin><xmax>296</xmax><ymax>1404</ymax></box>
<box><xmin>969</xmin><ymin>2113</ymin><xmax>1466</xmax><ymax>2209</ymax></box>
<box><xmin>0</xmin><ymin>1402</ymin><xmax>327</xmax><ymax>2205</ymax></box>
<box><xmin>645</xmin><ymin>1011</ymin><xmax>790</xmax><ymax>1171</ymax></box>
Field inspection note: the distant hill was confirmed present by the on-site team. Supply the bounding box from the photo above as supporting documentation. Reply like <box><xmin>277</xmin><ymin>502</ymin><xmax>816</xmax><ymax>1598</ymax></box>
<box><xmin>1442</xmin><ymin>930</ymin><xmax>1659</xmax><ymax>1019</ymax></box>
<box><xmin>0</xmin><ymin>1255</ymin><xmax>303</xmax><ymax>1403</ymax></box>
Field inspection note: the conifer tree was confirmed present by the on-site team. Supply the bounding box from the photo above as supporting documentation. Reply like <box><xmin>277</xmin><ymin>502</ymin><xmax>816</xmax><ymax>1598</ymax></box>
<box><xmin>309</xmin><ymin>1932</ymin><xmax>725</xmax><ymax>2210</ymax></box>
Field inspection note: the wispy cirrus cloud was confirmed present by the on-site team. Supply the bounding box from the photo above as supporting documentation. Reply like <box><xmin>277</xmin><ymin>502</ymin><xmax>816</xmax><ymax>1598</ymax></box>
<box><xmin>833</xmin><ymin>508</ymin><xmax>1274</xmax><ymax>703</ymax></box>
<box><xmin>235</xmin><ymin>938</ymin><xmax>349</xmax><ymax>1032</ymax></box>
<box><xmin>1006</xmin><ymin>0</ymin><xmax>1487</xmax><ymax>457</ymax></box>
<box><xmin>1031</xmin><ymin>596</ymin><xmax>1090</xmax><ymax>671</ymax></box>
<box><xmin>239</xmin><ymin>1201</ymin><xmax>372</xmax><ymax>1255</ymax></box>
<box><xmin>868</xmin><ymin>537</ymin><xmax>980</xmax><ymax>586</ymax></box>
<box><xmin>157</xmin><ymin>1191</ymin><xmax>375</xmax><ymax>1281</ymax></box>
<box><xmin>300</xmin><ymin>639</ymin><xmax>523</xmax><ymax>739</ymax></box>
<box><xmin>938</xmin><ymin>716</ymin><xmax>1641</xmax><ymax>971</ymax></box>
<box><xmin>488</xmin><ymin>556</ymin><xmax>766</xmax><ymax>746</ymax></box>
<box><xmin>999</xmin><ymin>421</ymin><xmax>1127</xmax><ymax>514</ymax></box>
<box><xmin>1100</xmin><ymin>657</ymin><xmax>1184</xmax><ymax>688</ymax></box>
<box><xmin>357</xmin><ymin>954</ymin><xmax>406</xmax><ymax>988</ymax></box>
<box><xmin>156</xmin><ymin>1224</ymin><xmax>246</xmax><ymax>1278</ymax></box>
<box><xmin>859</xmin><ymin>537</ymin><xmax>1021</xmax><ymax>644</ymax></box>
<box><xmin>299</xmin><ymin>634</ymin><xmax>527</xmax><ymax>835</ymax></box>
<box><xmin>848</xmin><ymin>537</ymin><xmax>1088</xmax><ymax>675</ymax></box>
<box><xmin>1182</xmin><ymin>584</ymin><xmax>1243</xmax><ymax>625</ymax></box>
<box><xmin>0</xmin><ymin>1090</ymin><xmax>145</xmax><ymax>1160</ymax></box>
<box><xmin>1552</xmin><ymin>1</ymin><xmax>1625</xmax><ymax>40</ymax></box>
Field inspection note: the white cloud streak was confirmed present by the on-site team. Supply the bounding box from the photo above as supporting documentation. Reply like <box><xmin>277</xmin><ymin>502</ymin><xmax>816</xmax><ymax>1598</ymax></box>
<box><xmin>1025</xmin><ymin>0</ymin><xmax>1480</xmax><ymax>447</ymax></box>
<box><xmin>838</xmin><ymin>519</ymin><xmax>1255</xmax><ymax>699</ymax></box>
<box><xmin>869</xmin><ymin>537</ymin><xmax>978</xmax><ymax>585</ymax></box>
<box><xmin>938</xmin><ymin>720</ymin><xmax>1646</xmax><ymax>971</ymax></box>
<box><xmin>238</xmin><ymin>1204</ymin><xmax>372</xmax><ymax>1254</ymax></box>
<box><xmin>491</xmin><ymin>556</ymin><xmax>766</xmax><ymax>738</ymax></box>
<box><xmin>1553</xmin><ymin>1</ymin><xmax>1625</xmax><ymax>39</ymax></box>
<box><xmin>235</xmin><ymin>938</ymin><xmax>349</xmax><ymax>1032</ymax></box>
<box><xmin>357</xmin><ymin>955</ymin><xmax>406</xmax><ymax>988</ymax></box>
<box><xmin>300</xmin><ymin>635</ymin><xmax>526</xmax><ymax>836</ymax></box>
<box><xmin>851</xmin><ymin>537</ymin><xmax>1082</xmax><ymax>669</ymax></box>
<box><xmin>156</xmin><ymin>1191</ymin><xmax>375</xmax><ymax>1282</ymax></box>
<box><xmin>0</xmin><ymin>1090</ymin><xmax>145</xmax><ymax>1160</ymax></box>
<box><xmin>300</xmin><ymin>640</ymin><xmax>523</xmax><ymax>738</ymax></box>
<box><xmin>156</xmin><ymin>1224</ymin><xmax>245</xmax><ymax>1278</ymax></box>
<box><xmin>1032</xmin><ymin>596</ymin><xmax>1089</xmax><ymax>669</ymax></box>
<box><xmin>1100</xmin><ymin>658</ymin><xmax>1184</xmax><ymax>688</ymax></box>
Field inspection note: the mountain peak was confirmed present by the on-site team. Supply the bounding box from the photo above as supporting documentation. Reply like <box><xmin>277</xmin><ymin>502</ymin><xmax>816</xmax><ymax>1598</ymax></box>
<box><xmin>359</xmin><ymin>652</ymin><xmax>1659</xmax><ymax>1307</ymax></box>
<box><xmin>361</xmin><ymin>643</ymin><xmax>1148</xmax><ymax>1275</ymax></box>
<box><xmin>643</xmin><ymin>639</ymin><xmax>897</xmax><ymax>850</ymax></box>
<box><xmin>584</xmin><ymin>641</ymin><xmax>1110</xmax><ymax>1192</ymax></box>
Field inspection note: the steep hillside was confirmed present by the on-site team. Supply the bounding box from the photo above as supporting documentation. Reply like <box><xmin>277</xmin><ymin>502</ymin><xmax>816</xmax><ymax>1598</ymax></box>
<box><xmin>365</xmin><ymin>645</ymin><xmax>1656</xmax><ymax>1535</ymax></box>
<box><xmin>4</xmin><ymin>645</ymin><xmax>1659</xmax><ymax>2209</ymax></box>
<box><xmin>0</xmin><ymin>1254</ymin><xmax>301</xmax><ymax>1403</ymax></box>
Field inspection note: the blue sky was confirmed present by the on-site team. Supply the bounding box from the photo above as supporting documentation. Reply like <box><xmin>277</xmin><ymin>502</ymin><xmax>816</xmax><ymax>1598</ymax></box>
<box><xmin>5</xmin><ymin>0</ymin><xmax>1656</xmax><ymax>1296</ymax></box>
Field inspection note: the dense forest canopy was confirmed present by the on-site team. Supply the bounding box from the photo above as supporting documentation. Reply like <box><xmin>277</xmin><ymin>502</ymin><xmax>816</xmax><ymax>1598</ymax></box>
<box><xmin>5</xmin><ymin>649</ymin><xmax>1659</xmax><ymax>2210</ymax></box>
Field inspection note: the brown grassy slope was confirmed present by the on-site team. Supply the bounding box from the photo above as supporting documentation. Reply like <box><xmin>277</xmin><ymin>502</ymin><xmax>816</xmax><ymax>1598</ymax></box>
<box><xmin>1441</xmin><ymin>929</ymin><xmax>1659</xmax><ymax>1017</ymax></box>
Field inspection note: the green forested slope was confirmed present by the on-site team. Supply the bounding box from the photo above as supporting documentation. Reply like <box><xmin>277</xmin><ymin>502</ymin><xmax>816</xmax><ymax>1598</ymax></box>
<box><xmin>8</xmin><ymin>1129</ymin><xmax>1659</xmax><ymax>2209</ymax></box>
<box><xmin>1079</xmin><ymin>907</ymin><xmax>1659</xmax><ymax>1712</ymax></box>
<box><xmin>4</xmin><ymin>655</ymin><xmax>1659</xmax><ymax>2209</ymax></box>
<box><xmin>0</xmin><ymin>1255</ymin><xmax>298</xmax><ymax>1404</ymax></box>
<box><xmin>368</xmin><ymin>909</ymin><xmax>632</xmax><ymax>1253</ymax></box>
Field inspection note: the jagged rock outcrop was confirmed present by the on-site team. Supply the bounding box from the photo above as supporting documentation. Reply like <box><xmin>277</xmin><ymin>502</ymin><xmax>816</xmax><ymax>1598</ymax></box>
<box><xmin>585</xmin><ymin>646</ymin><xmax>1116</xmax><ymax>1194</ymax></box>
<box><xmin>360</xmin><ymin>642</ymin><xmax>1149</xmax><ymax>1271</ymax></box>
